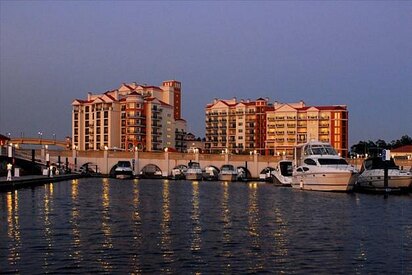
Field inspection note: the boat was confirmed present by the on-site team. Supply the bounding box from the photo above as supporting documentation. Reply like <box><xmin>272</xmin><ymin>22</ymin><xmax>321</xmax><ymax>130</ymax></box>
<box><xmin>203</xmin><ymin>165</ymin><xmax>219</xmax><ymax>181</ymax></box>
<box><xmin>272</xmin><ymin>160</ymin><xmax>293</xmax><ymax>186</ymax></box>
<box><xmin>259</xmin><ymin>167</ymin><xmax>275</xmax><ymax>181</ymax></box>
<box><xmin>356</xmin><ymin>157</ymin><xmax>412</xmax><ymax>192</ymax></box>
<box><xmin>114</xmin><ymin>161</ymin><xmax>134</xmax><ymax>179</ymax></box>
<box><xmin>291</xmin><ymin>141</ymin><xmax>358</xmax><ymax>192</ymax></box>
<box><xmin>170</xmin><ymin>164</ymin><xmax>187</xmax><ymax>180</ymax></box>
<box><xmin>219</xmin><ymin>164</ymin><xmax>238</xmax><ymax>182</ymax></box>
<box><xmin>139</xmin><ymin>164</ymin><xmax>163</xmax><ymax>179</ymax></box>
<box><xmin>237</xmin><ymin>166</ymin><xmax>248</xmax><ymax>181</ymax></box>
<box><xmin>185</xmin><ymin>161</ymin><xmax>203</xmax><ymax>181</ymax></box>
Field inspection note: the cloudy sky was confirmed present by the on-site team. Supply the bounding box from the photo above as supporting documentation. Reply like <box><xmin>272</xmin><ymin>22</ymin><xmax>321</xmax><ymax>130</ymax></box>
<box><xmin>1</xmin><ymin>1</ymin><xmax>411</xmax><ymax>145</ymax></box>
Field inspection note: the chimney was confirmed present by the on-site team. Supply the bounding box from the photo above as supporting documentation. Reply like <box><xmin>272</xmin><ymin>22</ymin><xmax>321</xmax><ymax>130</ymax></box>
<box><xmin>87</xmin><ymin>92</ymin><xmax>92</xmax><ymax>101</ymax></box>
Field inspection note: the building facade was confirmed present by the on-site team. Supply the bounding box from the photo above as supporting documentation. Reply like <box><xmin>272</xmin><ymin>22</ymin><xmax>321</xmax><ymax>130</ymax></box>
<box><xmin>72</xmin><ymin>80</ymin><xmax>187</xmax><ymax>152</ymax></box>
<box><xmin>265</xmin><ymin>101</ymin><xmax>349</xmax><ymax>156</ymax></box>
<box><xmin>205</xmin><ymin>98</ymin><xmax>272</xmax><ymax>154</ymax></box>
<box><xmin>205</xmin><ymin>99</ymin><xmax>349</xmax><ymax>156</ymax></box>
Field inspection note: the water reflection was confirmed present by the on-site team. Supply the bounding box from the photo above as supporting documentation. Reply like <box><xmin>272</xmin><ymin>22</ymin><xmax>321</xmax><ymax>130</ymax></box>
<box><xmin>247</xmin><ymin>182</ymin><xmax>263</xmax><ymax>272</ymax></box>
<box><xmin>43</xmin><ymin>183</ymin><xmax>54</xmax><ymax>272</ymax></box>
<box><xmin>0</xmin><ymin>178</ymin><xmax>411</xmax><ymax>274</ymax></box>
<box><xmin>272</xmin><ymin>206</ymin><xmax>289</xmax><ymax>269</ymax></box>
<box><xmin>131</xmin><ymin>179</ymin><xmax>142</xmax><ymax>273</ymax></box>
<box><xmin>161</xmin><ymin>180</ymin><xmax>174</xmax><ymax>272</ymax></box>
<box><xmin>221</xmin><ymin>181</ymin><xmax>232</xmax><ymax>271</ymax></box>
<box><xmin>7</xmin><ymin>191</ymin><xmax>21</xmax><ymax>271</ymax></box>
<box><xmin>70</xmin><ymin>179</ymin><xmax>83</xmax><ymax>265</ymax></box>
<box><xmin>99</xmin><ymin>178</ymin><xmax>113</xmax><ymax>272</ymax></box>
<box><xmin>191</xmin><ymin>181</ymin><xmax>202</xmax><ymax>252</ymax></box>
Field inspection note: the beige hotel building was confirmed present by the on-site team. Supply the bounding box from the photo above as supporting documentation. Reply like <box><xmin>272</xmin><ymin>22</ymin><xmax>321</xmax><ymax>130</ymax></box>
<box><xmin>206</xmin><ymin>99</ymin><xmax>349</xmax><ymax>156</ymax></box>
<box><xmin>72</xmin><ymin>80</ymin><xmax>186</xmax><ymax>152</ymax></box>
<box><xmin>266</xmin><ymin>101</ymin><xmax>349</xmax><ymax>156</ymax></box>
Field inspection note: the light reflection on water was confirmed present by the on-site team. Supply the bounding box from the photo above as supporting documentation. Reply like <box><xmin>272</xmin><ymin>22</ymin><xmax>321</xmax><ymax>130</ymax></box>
<box><xmin>7</xmin><ymin>191</ymin><xmax>20</xmax><ymax>271</ymax></box>
<box><xmin>0</xmin><ymin>178</ymin><xmax>411</xmax><ymax>274</ymax></box>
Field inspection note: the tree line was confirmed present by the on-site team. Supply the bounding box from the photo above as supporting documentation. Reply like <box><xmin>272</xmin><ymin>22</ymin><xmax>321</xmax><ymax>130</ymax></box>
<box><xmin>350</xmin><ymin>135</ymin><xmax>412</xmax><ymax>157</ymax></box>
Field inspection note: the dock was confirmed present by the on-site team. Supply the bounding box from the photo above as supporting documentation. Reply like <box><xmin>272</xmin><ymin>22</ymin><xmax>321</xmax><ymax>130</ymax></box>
<box><xmin>0</xmin><ymin>174</ymin><xmax>82</xmax><ymax>192</ymax></box>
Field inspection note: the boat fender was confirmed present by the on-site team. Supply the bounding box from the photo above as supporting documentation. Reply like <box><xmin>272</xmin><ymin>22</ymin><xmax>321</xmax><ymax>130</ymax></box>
<box><xmin>300</xmin><ymin>180</ymin><xmax>304</xmax><ymax>189</ymax></box>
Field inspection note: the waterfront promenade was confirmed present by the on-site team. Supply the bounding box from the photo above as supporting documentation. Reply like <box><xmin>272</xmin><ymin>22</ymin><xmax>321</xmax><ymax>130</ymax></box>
<box><xmin>3</xmin><ymin>148</ymin><xmax>412</xmax><ymax>178</ymax></box>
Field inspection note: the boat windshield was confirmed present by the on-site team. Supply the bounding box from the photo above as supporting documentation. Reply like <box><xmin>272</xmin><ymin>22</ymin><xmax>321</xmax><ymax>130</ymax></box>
<box><xmin>189</xmin><ymin>162</ymin><xmax>200</xmax><ymax>168</ymax></box>
<box><xmin>117</xmin><ymin>161</ymin><xmax>131</xmax><ymax>167</ymax></box>
<box><xmin>318</xmin><ymin>158</ymin><xmax>348</xmax><ymax>165</ymax></box>
<box><xmin>221</xmin><ymin>165</ymin><xmax>234</xmax><ymax>171</ymax></box>
<box><xmin>305</xmin><ymin>144</ymin><xmax>337</xmax><ymax>156</ymax></box>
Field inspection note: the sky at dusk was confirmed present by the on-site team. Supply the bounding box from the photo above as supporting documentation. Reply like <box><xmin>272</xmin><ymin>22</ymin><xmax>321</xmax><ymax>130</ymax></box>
<box><xmin>1</xmin><ymin>1</ymin><xmax>411</xmax><ymax>146</ymax></box>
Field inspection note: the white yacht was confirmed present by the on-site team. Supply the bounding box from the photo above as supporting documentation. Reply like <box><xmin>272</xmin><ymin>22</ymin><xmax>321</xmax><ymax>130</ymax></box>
<box><xmin>114</xmin><ymin>161</ymin><xmax>134</xmax><ymax>179</ymax></box>
<box><xmin>203</xmin><ymin>166</ymin><xmax>219</xmax><ymax>181</ymax></box>
<box><xmin>356</xmin><ymin>157</ymin><xmax>412</xmax><ymax>192</ymax></box>
<box><xmin>185</xmin><ymin>161</ymin><xmax>203</xmax><ymax>181</ymax></box>
<box><xmin>272</xmin><ymin>160</ymin><xmax>293</xmax><ymax>186</ymax></box>
<box><xmin>219</xmin><ymin>164</ymin><xmax>238</xmax><ymax>182</ymax></box>
<box><xmin>170</xmin><ymin>164</ymin><xmax>187</xmax><ymax>180</ymax></box>
<box><xmin>291</xmin><ymin>141</ymin><xmax>358</xmax><ymax>192</ymax></box>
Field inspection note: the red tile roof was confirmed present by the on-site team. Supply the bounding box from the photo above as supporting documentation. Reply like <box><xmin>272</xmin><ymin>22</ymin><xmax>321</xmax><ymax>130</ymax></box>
<box><xmin>392</xmin><ymin>145</ymin><xmax>412</xmax><ymax>153</ymax></box>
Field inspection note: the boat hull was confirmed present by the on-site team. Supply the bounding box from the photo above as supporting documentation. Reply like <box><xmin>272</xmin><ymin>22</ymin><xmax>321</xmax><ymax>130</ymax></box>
<box><xmin>292</xmin><ymin>171</ymin><xmax>357</xmax><ymax>192</ymax></box>
<box><xmin>272</xmin><ymin>172</ymin><xmax>292</xmax><ymax>187</ymax></box>
<box><xmin>219</xmin><ymin>174</ymin><xmax>237</xmax><ymax>182</ymax></box>
<box><xmin>356</xmin><ymin>170</ymin><xmax>412</xmax><ymax>191</ymax></box>
<box><xmin>185</xmin><ymin>173</ymin><xmax>203</xmax><ymax>181</ymax></box>
<box><xmin>115</xmin><ymin>172</ymin><xmax>134</xmax><ymax>179</ymax></box>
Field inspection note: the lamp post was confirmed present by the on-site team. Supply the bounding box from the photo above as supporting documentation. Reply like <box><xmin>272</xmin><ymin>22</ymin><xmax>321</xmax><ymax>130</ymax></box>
<box><xmin>104</xmin><ymin>146</ymin><xmax>109</xmax><ymax>176</ymax></box>
<box><xmin>38</xmin><ymin>131</ymin><xmax>43</xmax><ymax>145</ymax></box>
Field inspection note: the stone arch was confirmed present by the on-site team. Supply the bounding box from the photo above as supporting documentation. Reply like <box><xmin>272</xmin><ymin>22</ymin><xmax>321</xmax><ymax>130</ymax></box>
<box><xmin>140</xmin><ymin>164</ymin><xmax>162</xmax><ymax>179</ymax></box>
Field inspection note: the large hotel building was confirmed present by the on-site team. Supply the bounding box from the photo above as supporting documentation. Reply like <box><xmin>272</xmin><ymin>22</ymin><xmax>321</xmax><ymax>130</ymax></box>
<box><xmin>205</xmin><ymin>99</ymin><xmax>349</xmax><ymax>156</ymax></box>
<box><xmin>72</xmin><ymin>80</ymin><xmax>186</xmax><ymax>152</ymax></box>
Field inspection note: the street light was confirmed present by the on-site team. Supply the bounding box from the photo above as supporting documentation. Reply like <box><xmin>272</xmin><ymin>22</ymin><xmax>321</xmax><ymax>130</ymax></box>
<box><xmin>38</xmin><ymin>131</ymin><xmax>43</xmax><ymax>144</ymax></box>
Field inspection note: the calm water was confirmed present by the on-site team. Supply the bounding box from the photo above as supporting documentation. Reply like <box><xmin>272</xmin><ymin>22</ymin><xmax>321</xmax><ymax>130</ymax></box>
<box><xmin>0</xmin><ymin>178</ymin><xmax>411</xmax><ymax>274</ymax></box>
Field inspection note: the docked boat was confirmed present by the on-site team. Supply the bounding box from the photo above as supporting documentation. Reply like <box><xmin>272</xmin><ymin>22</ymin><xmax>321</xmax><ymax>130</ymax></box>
<box><xmin>291</xmin><ymin>141</ymin><xmax>358</xmax><ymax>192</ymax></box>
<box><xmin>259</xmin><ymin>167</ymin><xmax>275</xmax><ymax>181</ymax></box>
<box><xmin>170</xmin><ymin>164</ymin><xmax>187</xmax><ymax>180</ymax></box>
<box><xmin>219</xmin><ymin>164</ymin><xmax>238</xmax><ymax>182</ymax></box>
<box><xmin>114</xmin><ymin>161</ymin><xmax>134</xmax><ymax>179</ymax></box>
<box><xmin>203</xmin><ymin>165</ymin><xmax>219</xmax><ymax>181</ymax></box>
<box><xmin>185</xmin><ymin>161</ymin><xmax>203</xmax><ymax>181</ymax></box>
<box><xmin>272</xmin><ymin>160</ymin><xmax>293</xmax><ymax>186</ymax></box>
<box><xmin>356</xmin><ymin>157</ymin><xmax>412</xmax><ymax>192</ymax></box>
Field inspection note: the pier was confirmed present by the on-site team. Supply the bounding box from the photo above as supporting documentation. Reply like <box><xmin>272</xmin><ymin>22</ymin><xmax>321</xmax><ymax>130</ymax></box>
<box><xmin>3</xmin><ymin>147</ymin><xmax>412</xmax><ymax>179</ymax></box>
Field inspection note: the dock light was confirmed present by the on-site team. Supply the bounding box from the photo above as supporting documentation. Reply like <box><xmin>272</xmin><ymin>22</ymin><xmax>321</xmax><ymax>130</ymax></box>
<box><xmin>164</xmin><ymin>147</ymin><xmax>168</xmax><ymax>152</ymax></box>
<box><xmin>104</xmin><ymin>146</ymin><xmax>108</xmax><ymax>151</ymax></box>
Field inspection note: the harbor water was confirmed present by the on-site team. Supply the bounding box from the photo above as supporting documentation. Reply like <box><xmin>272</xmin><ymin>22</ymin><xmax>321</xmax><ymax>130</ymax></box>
<box><xmin>1</xmin><ymin>178</ymin><xmax>411</xmax><ymax>274</ymax></box>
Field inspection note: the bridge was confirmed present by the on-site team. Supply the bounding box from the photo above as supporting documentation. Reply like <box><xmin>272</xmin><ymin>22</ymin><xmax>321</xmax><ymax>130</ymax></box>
<box><xmin>10</xmin><ymin>137</ymin><xmax>67</xmax><ymax>148</ymax></box>
<box><xmin>9</xmin><ymin>148</ymin><xmax>411</xmax><ymax>178</ymax></box>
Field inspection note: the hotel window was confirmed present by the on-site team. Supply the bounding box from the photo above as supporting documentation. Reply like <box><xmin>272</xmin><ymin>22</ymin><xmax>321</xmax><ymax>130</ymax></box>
<box><xmin>104</xmin><ymin>111</ymin><xmax>108</xmax><ymax>118</ymax></box>
<box><xmin>96</xmin><ymin>112</ymin><xmax>101</xmax><ymax>119</ymax></box>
